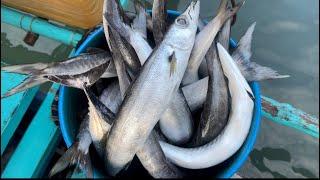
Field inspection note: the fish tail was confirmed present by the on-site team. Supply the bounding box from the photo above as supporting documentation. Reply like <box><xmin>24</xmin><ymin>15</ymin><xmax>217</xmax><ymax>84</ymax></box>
<box><xmin>49</xmin><ymin>142</ymin><xmax>93</xmax><ymax>178</ymax></box>
<box><xmin>1</xmin><ymin>63</ymin><xmax>48</xmax><ymax>75</ymax></box>
<box><xmin>220</xmin><ymin>0</ymin><xmax>245</xmax><ymax>20</ymax></box>
<box><xmin>232</xmin><ymin>22</ymin><xmax>256</xmax><ymax>63</ymax></box>
<box><xmin>246</xmin><ymin>62</ymin><xmax>290</xmax><ymax>81</ymax></box>
<box><xmin>104</xmin><ymin>0</ymin><xmax>131</xmax><ymax>41</ymax></box>
<box><xmin>1</xmin><ymin>76</ymin><xmax>47</xmax><ymax>99</ymax></box>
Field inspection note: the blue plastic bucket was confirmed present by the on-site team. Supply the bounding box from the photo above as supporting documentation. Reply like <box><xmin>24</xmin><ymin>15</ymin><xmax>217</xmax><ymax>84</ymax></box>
<box><xmin>58</xmin><ymin>11</ymin><xmax>262</xmax><ymax>178</ymax></box>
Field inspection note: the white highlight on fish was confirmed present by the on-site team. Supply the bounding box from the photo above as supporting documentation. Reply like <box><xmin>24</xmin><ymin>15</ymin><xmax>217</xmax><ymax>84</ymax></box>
<box><xmin>159</xmin><ymin>43</ymin><xmax>254</xmax><ymax>169</ymax></box>
<box><xmin>104</xmin><ymin>1</ymin><xmax>200</xmax><ymax>175</ymax></box>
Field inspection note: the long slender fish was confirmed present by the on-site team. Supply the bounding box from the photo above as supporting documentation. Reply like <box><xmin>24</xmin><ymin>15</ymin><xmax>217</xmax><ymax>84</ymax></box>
<box><xmin>49</xmin><ymin>115</ymin><xmax>93</xmax><ymax>178</ymax></box>
<box><xmin>181</xmin><ymin>76</ymin><xmax>208</xmax><ymax>112</ymax></box>
<box><xmin>103</xmin><ymin>0</ymin><xmax>130</xmax><ymax>51</ymax></box>
<box><xmin>152</xmin><ymin>0</ymin><xmax>167</xmax><ymax>45</ymax></box>
<box><xmin>104</xmin><ymin>0</ymin><xmax>152</xmax><ymax>65</ymax></box>
<box><xmin>181</xmin><ymin>0</ymin><xmax>244</xmax><ymax>86</ymax></box>
<box><xmin>159</xmin><ymin>43</ymin><xmax>254</xmax><ymax>169</ymax></box>
<box><xmin>198</xmin><ymin>22</ymin><xmax>290</xmax><ymax>80</ymax></box>
<box><xmin>132</xmin><ymin>0</ymin><xmax>148</xmax><ymax>39</ymax></box>
<box><xmin>108</xmin><ymin>29</ymin><xmax>132</xmax><ymax>98</ymax></box>
<box><xmin>192</xmin><ymin>25</ymin><xmax>230</xmax><ymax>146</ymax></box>
<box><xmin>104</xmin><ymin>1</ymin><xmax>200</xmax><ymax>175</ymax></box>
<box><xmin>182</xmin><ymin>23</ymin><xmax>289</xmax><ymax>112</ymax></box>
<box><xmin>159</xmin><ymin>89</ymin><xmax>193</xmax><ymax>144</ymax></box>
<box><xmin>106</xmin><ymin>0</ymin><xmax>194</xmax><ymax>145</ymax></box>
<box><xmin>85</xmin><ymin>82</ymin><xmax>183</xmax><ymax>178</ymax></box>
<box><xmin>1</xmin><ymin>50</ymin><xmax>114</xmax><ymax>98</ymax></box>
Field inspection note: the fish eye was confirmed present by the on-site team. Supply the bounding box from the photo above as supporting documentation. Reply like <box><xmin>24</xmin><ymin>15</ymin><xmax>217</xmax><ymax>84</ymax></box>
<box><xmin>175</xmin><ymin>15</ymin><xmax>189</xmax><ymax>27</ymax></box>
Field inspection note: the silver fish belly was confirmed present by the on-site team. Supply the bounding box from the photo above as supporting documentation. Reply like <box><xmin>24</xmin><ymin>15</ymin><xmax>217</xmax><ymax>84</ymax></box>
<box><xmin>104</xmin><ymin>1</ymin><xmax>200</xmax><ymax>175</ymax></box>
<box><xmin>159</xmin><ymin>43</ymin><xmax>254</xmax><ymax>169</ymax></box>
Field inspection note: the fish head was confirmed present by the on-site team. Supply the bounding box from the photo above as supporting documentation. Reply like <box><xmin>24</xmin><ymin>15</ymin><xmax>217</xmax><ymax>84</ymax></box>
<box><xmin>164</xmin><ymin>0</ymin><xmax>200</xmax><ymax>50</ymax></box>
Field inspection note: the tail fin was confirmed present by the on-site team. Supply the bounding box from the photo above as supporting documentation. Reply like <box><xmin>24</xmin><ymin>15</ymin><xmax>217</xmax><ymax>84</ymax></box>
<box><xmin>1</xmin><ymin>76</ymin><xmax>47</xmax><ymax>98</ymax></box>
<box><xmin>232</xmin><ymin>22</ymin><xmax>256</xmax><ymax>63</ymax></box>
<box><xmin>49</xmin><ymin>142</ymin><xmax>93</xmax><ymax>178</ymax></box>
<box><xmin>1</xmin><ymin>63</ymin><xmax>48</xmax><ymax>75</ymax></box>
<box><xmin>104</xmin><ymin>0</ymin><xmax>132</xmax><ymax>42</ymax></box>
<box><xmin>241</xmin><ymin>61</ymin><xmax>290</xmax><ymax>81</ymax></box>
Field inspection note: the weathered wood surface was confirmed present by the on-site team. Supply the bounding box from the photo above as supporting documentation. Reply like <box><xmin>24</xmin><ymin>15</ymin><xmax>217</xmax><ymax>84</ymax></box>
<box><xmin>1</xmin><ymin>0</ymin><xmax>104</xmax><ymax>29</ymax></box>
<box><xmin>1</xmin><ymin>83</ymin><xmax>61</xmax><ymax>178</ymax></box>
<box><xmin>1</xmin><ymin>71</ymin><xmax>39</xmax><ymax>155</ymax></box>
<box><xmin>261</xmin><ymin>96</ymin><xmax>319</xmax><ymax>138</ymax></box>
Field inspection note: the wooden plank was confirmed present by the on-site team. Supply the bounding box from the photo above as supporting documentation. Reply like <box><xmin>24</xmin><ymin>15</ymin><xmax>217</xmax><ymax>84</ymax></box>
<box><xmin>1</xmin><ymin>71</ymin><xmax>39</xmax><ymax>154</ymax></box>
<box><xmin>1</xmin><ymin>83</ymin><xmax>61</xmax><ymax>178</ymax></box>
<box><xmin>262</xmin><ymin>96</ymin><xmax>319</xmax><ymax>138</ymax></box>
<box><xmin>2</xmin><ymin>0</ymin><xmax>104</xmax><ymax>29</ymax></box>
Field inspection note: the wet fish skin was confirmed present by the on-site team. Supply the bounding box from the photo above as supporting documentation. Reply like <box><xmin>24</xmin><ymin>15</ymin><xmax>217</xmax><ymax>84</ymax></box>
<box><xmin>136</xmin><ymin>131</ymin><xmax>183</xmax><ymax>178</ymax></box>
<box><xmin>106</xmin><ymin>1</ymin><xmax>195</xmax><ymax>144</ymax></box>
<box><xmin>193</xmin><ymin>46</ymin><xmax>229</xmax><ymax>146</ymax></box>
<box><xmin>159</xmin><ymin>43</ymin><xmax>254</xmax><ymax>169</ymax></box>
<box><xmin>182</xmin><ymin>0</ymin><xmax>244</xmax><ymax>86</ymax></box>
<box><xmin>152</xmin><ymin>0</ymin><xmax>167</xmax><ymax>45</ymax></box>
<box><xmin>99</xmin><ymin>81</ymin><xmax>122</xmax><ymax>114</ymax></box>
<box><xmin>183</xmin><ymin>23</ymin><xmax>289</xmax><ymax>112</ymax></box>
<box><xmin>103</xmin><ymin>7</ymin><xmax>141</xmax><ymax>76</ymax></box>
<box><xmin>181</xmin><ymin>76</ymin><xmax>208</xmax><ymax>112</ymax></box>
<box><xmin>231</xmin><ymin>22</ymin><xmax>290</xmax><ymax>81</ymax></box>
<box><xmin>106</xmin><ymin>0</ymin><xmax>195</xmax><ymax>145</ymax></box>
<box><xmin>108</xmin><ymin>29</ymin><xmax>132</xmax><ymax>98</ymax></box>
<box><xmin>104</xmin><ymin>0</ymin><xmax>152</xmax><ymax>65</ymax></box>
<box><xmin>86</xmin><ymin>80</ymin><xmax>184</xmax><ymax>178</ymax></box>
<box><xmin>85</xmin><ymin>86</ymin><xmax>115</xmax><ymax>158</ymax></box>
<box><xmin>1</xmin><ymin>51</ymin><xmax>112</xmax><ymax>98</ymax></box>
<box><xmin>159</xmin><ymin>89</ymin><xmax>194</xmax><ymax>145</ymax></box>
<box><xmin>132</xmin><ymin>0</ymin><xmax>148</xmax><ymax>39</ymax></box>
<box><xmin>49</xmin><ymin>115</ymin><xmax>93</xmax><ymax>178</ymax></box>
<box><xmin>104</xmin><ymin>1</ymin><xmax>200</xmax><ymax>175</ymax></box>
<box><xmin>192</xmin><ymin>15</ymin><xmax>231</xmax><ymax>146</ymax></box>
<box><xmin>103</xmin><ymin>0</ymin><xmax>130</xmax><ymax>51</ymax></box>
<box><xmin>198</xmin><ymin>18</ymin><xmax>231</xmax><ymax>78</ymax></box>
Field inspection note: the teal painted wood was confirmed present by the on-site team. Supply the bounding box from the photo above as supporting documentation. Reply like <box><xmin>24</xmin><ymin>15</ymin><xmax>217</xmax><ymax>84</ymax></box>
<box><xmin>71</xmin><ymin>170</ymin><xmax>86</xmax><ymax>178</ymax></box>
<box><xmin>262</xmin><ymin>96</ymin><xmax>319</xmax><ymax>138</ymax></box>
<box><xmin>1</xmin><ymin>83</ymin><xmax>61</xmax><ymax>178</ymax></box>
<box><xmin>1</xmin><ymin>5</ymin><xmax>83</xmax><ymax>47</ymax></box>
<box><xmin>1</xmin><ymin>71</ymin><xmax>39</xmax><ymax>154</ymax></box>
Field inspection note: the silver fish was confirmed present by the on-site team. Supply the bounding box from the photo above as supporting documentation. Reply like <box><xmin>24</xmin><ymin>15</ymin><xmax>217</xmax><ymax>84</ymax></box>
<box><xmin>104</xmin><ymin>1</ymin><xmax>200</xmax><ymax>175</ymax></box>
<box><xmin>49</xmin><ymin>115</ymin><xmax>93</xmax><ymax>178</ymax></box>
<box><xmin>86</xmin><ymin>82</ymin><xmax>183</xmax><ymax>178</ymax></box>
<box><xmin>104</xmin><ymin>0</ymin><xmax>152</xmax><ymax>65</ymax></box>
<box><xmin>159</xmin><ymin>43</ymin><xmax>254</xmax><ymax>169</ymax></box>
<box><xmin>159</xmin><ymin>89</ymin><xmax>194</xmax><ymax>145</ymax></box>
<box><xmin>152</xmin><ymin>0</ymin><xmax>167</xmax><ymax>45</ymax></box>
<box><xmin>1</xmin><ymin>50</ymin><xmax>113</xmax><ymax>98</ymax></box>
<box><xmin>132</xmin><ymin>0</ymin><xmax>148</xmax><ymax>39</ymax></box>
<box><xmin>106</xmin><ymin>0</ymin><xmax>194</xmax><ymax>145</ymax></box>
<box><xmin>103</xmin><ymin>0</ymin><xmax>130</xmax><ymax>52</ymax></box>
<box><xmin>181</xmin><ymin>76</ymin><xmax>208</xmax><ymax>112</ymax></box>
<box><xmin>231</xmin><ymin>22</ymin><xmax>290</xmax><ymax>81</ymax></box>
<box><xmin>182</xmin><ymin>23</ymin><xmax>290</xmax><ymax>112</ymax></box>
<box><xmin>198</xmin><ymin>22</ymin><xmax>290</xmax><ymax>81</ymax></box>
<box><xmin>181</xmin><ymin>0</ymin><xmax>244</xmax><ymax>86</ymax></box>
<box><xmin>192</xmin><ymin>23</ymin><xmax>230</xmax><ymax>146</ymax></box>
<box><xmin>108</xmin><ymin>29</ymin><xmax>132</xmax><ymax>98</ymax></box>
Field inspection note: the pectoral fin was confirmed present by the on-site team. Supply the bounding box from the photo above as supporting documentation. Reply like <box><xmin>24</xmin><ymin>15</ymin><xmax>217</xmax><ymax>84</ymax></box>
<box><xmin>169</xmin><ymin>52</ymin><xmax>177</xmax><ymax>76</ymax></box>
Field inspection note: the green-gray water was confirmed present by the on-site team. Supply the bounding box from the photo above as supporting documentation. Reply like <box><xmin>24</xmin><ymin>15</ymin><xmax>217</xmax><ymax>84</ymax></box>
<box><xmin>1</xmin><ymin>0</ymin><xmax>318</xmax><ymax>178</ymax></box>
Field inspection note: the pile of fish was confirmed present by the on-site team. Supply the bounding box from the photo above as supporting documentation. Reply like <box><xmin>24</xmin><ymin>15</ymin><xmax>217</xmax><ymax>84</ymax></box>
<box><xmin>1</xmin><ymin>0</ymin><xmax>289</xmax><ymax>178</ymax></box>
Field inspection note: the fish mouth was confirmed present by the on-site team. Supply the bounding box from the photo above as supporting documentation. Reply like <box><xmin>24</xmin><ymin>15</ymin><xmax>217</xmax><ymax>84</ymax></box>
<box><xmin>185</xmin><ymin>0</ymin><xmax>200</xmax><ymax>21</ymax></box>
